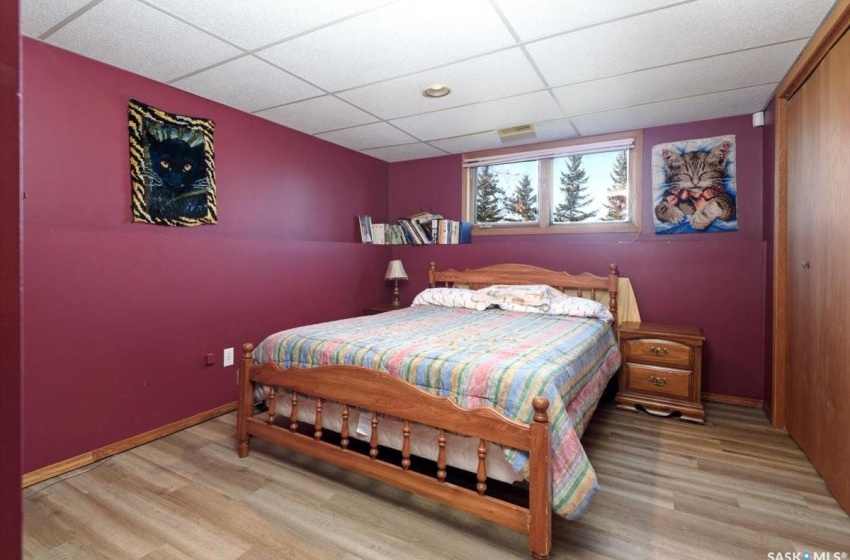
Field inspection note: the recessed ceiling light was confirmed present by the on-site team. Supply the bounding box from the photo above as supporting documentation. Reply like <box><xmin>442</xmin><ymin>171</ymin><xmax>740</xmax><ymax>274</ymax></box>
<box><xmin>422</xmin><ymin>84</ymin><xmax>452</xmax><ymax>98</ymax></box>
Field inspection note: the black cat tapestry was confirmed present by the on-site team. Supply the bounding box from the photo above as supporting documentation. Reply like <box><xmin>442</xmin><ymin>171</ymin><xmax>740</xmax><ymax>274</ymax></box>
<box><xmin>652</xmin><ymin>135</ymin><xmax>737</xmax><ymax>234</ymax></box>
<box><xmin>129</xmin><ymin>99</ymin><xmax>217</xmax><ymax>227</ymax></box>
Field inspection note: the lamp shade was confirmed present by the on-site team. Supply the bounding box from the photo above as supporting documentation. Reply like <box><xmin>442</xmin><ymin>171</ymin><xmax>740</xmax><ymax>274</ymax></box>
<box><xmin>384</xmin><ymin>260</ymin><xmax>408</xmax><ymax>281</ymax></box>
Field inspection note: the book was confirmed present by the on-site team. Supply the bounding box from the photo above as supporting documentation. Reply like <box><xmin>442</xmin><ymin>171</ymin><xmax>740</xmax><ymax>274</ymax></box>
<box><xmin>358</xmin><ymin>215</ymin><xmax>373</xmax><ymax>243</ymax></box>
<box><xmin>371</xmin><ymin>223</ymin><xmax>386</xmax><ymax>244</ymax></box>
<box><xmin>404</xmin><ymin>212</ymin><xmax>441</xmax><ymax>242</ymax></box>
<box><xmin>394</xmin><ymin>224</ymin><xmax>408</xmax><ymax>244</ymax></box>
<box><xmin>433</xmin><ymin>219</ymin><xmax>450</xmax><ymax>244</ymax></box>
<box><xmin>386</xmin><ymin>224</ymin><xmax>403</xmax><ymax>244</ymax></box>
<box><xmin>398</xmin><ymin>220</ymin><xmax>417</xmax><ymax>244</ymax></box>
<box><xmin>407</xmin><ymin>211</ymin><xmax>442</xmax><ymax>224</ymax></box>
<box><xmin>410</xmin><ymin>219</ymin><xmax>432</xmax><ymax>244</ymax></box>
<box><xmin>459</xmin><ymin>221</ymin><xmax>472</xmax><ymax>244</ymax></box>
<box><xmin>427</xmin><ymin>219</ymin><xmax>473</xmax><ymax>244</ymax></box>
<box><xmin>399</xmin><ymin>218</ymin><xmax>424</xmax><ymax>245</ymax></box>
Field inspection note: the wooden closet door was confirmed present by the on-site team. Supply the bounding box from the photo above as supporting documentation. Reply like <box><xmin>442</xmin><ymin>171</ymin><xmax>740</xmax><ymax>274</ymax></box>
<box><xmin>786</xmin><ymin>30</ymin><xmax>849</xmax><ymax>512</ymax></box>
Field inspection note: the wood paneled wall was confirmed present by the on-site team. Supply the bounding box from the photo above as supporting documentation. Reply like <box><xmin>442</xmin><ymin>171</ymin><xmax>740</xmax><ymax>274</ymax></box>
<box><xmin>770</xmin><ymin>0</ymin><xmax>850</xmax><ymax>514</ymax></box>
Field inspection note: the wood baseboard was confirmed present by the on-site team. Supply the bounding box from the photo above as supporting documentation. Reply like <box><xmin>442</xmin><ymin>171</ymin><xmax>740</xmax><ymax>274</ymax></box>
<box><xmin>701</xmin><ymin>392</ymin><xmax>764</xmax><ymax>408</ymax></box>
<box><xmin>21</xmin><ymin>394</ymin><xmax>763</xmax><ymax>487</ymax></box>
<box><xmin>22</xmin><ymin>401</ymin><xmax>237</xmax><ymax>488</ymax></box>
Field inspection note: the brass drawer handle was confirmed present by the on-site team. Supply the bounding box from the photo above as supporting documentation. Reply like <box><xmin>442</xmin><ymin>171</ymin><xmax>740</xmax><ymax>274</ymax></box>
<box><xmin>648</xmin><ymin>375</ymin><xmax>669</xmax><ymax>387</ymax></box>
<box><xmin>649</xmin><ymin>346</ymin><xmax>669</xmax><ymax>357</ymax></box>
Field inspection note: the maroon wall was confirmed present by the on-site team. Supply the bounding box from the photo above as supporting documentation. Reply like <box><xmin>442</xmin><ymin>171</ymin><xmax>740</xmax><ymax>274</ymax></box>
<box><xmin>1</xmin><ymin>1</ymin><xmax>22</xmax><ymax>556</ymax></box>
<box><xmin>388</xmin><ymin>115</ymin><xmax>767</xmax><ymax>400</ymax></box>
<box><xmin>22</xmin><ymin>40</ymin><xmax>391</xmax><ymax>473</ymax></box>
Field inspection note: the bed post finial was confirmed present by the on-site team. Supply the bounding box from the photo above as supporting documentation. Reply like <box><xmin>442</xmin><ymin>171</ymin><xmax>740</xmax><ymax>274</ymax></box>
<box><xmin>429</xmin><ymin>261</ymin><xmax>437</xmax><ymax>288</ymax></box>
<box><xmin>242</xmin><ymin>342</ymin><xmax>254</xmax><ymax>357</ymax></box>
<box><xmin>532</xmin><ymin>397</ymin><xmax>549</xmax><ymax>423</ymax></box>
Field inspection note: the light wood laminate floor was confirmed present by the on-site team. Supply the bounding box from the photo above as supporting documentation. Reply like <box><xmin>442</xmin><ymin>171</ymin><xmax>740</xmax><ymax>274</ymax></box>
<box><xmin>23</xmin><ymin>403</ymin><xmax>850</xmax><ymax>559</ymax></box>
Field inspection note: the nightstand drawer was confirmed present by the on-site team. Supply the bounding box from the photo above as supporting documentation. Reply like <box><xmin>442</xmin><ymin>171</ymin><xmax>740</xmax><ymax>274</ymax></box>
<box><xmin>624</xmin><ymin>339</ymin><xmax>692</xmax><ymax>368</ymax></box>
<box><xmin>626</xmin><ymin>363</ymin><xmax>691</xmax><ymax>399</ymax></box>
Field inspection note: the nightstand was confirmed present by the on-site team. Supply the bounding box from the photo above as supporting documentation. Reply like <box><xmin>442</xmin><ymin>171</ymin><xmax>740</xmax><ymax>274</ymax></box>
<box><xmin>615</xmin><ymin>322</ymin><xmax>705</xmax><ymax>424</ymax></box>
<box><xmin>363</xmin><ymin>304</ymin><xmax>406</xmax><ymax>315</ymax></box>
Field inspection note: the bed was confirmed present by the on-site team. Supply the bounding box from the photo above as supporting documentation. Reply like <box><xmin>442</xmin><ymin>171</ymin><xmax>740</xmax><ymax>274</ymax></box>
<box><xmin>237</xmin><ymin>262</ymin><xmax>621</xmax><ymax>560</ymax></box>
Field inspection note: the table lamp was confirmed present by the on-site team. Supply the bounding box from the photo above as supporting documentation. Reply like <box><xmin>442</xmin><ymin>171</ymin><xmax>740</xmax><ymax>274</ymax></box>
<box><xmin>384</xmin><ymin>260</ymin><xmax>408</xmax><ymax>307</ymax></box>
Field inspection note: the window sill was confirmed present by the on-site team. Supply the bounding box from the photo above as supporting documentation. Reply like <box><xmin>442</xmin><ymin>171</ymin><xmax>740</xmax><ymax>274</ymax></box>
<box><xmin>472</xmin><ymin>222</ymin><xmax>641</xmax><ymax>236</ymax></box>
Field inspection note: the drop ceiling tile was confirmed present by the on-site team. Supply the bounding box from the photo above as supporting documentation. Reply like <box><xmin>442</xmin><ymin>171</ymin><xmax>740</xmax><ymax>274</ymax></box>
<box><xmin>571</xmin><ymin>84</ymin><xmax>777</xmax><ymax>137</ymax></box>
<box><xmin>526</xmin><ymin>0</ymin><xmax>835</xmax><ymax>88</ymax></box>
<box><xmin>390</xmin><ymin>91</ymin><xmax>564</xmax><ymax>141</ymax></box>
<box><xmin>430</xmin><ymin>118</ymin><xmax>579</xmax><ymax>154</ymax></box>
<box><xmin>337</xmin><ymin>48</ymin><xmax>544</xmax><ymax>120</ymax></box>
<box><xmin>316</xmin><ymin>122</ymin><xmax>419</xmax><ymax>150</ymax></box>
<box><xmin>361</xmin><ymin>143</ymin><xmax>448</xmax><ymax>163</ymax></box>
<box><xmin>553</xmin><ymin>40</ymin><xmax>806</xmax><ymax>117</ymax></box>
<box><xmin>428</xmin><ymin>132</ymin><xmax>503</xmax><ymax>154</ymax></box>
<box><xmin>256</xmin><ymin>0</ymin><xmax>515</xmax><ymax>91</ymax></box>
<box><xmin>171</xmin><ymin>56</ymin><xmax>322</xmax><ymax>113</ymax></box>
<box><xmin>22</xmin><ymin>0</ymin><xmax>93</xmax><ymax>37</ymax></box>
<box><xmin>254</xmin><ymin>96</ymin><xmax>378</xmax><ymax>135</ymax></box>
<box><xmin>531</xmin><ymin>119</ymin><xmax>581</xmax><ymax>141</ymax></box>
<box><xmin>495</xmin><ymin>0</ymin><xmax>682</xmax><ymax>42</ymax></box>
<box><xmin>45</xmin><ymin>0</ymin><xmax>241</xmax><ymax>83</ymax></box>
<box><xmin>145</xmin><ymin>0</ymin><xmax>389</xmax><ymax>50</ymax></box>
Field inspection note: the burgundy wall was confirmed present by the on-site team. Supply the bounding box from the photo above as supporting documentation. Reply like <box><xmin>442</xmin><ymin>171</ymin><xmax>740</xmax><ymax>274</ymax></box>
<box><xmin>22</xmin><ymin>40</ymin><xmax>390</xmax><ymax>472</ymax></box>
<box><xmin>0</xmin><ymin>1</ymin><xmax>22</xmax><ymax>556</ymax></box>
<box><xmin>388</xmin><ymin>115</ymin><xmax>768</xmax><ymax>399</ymax></box>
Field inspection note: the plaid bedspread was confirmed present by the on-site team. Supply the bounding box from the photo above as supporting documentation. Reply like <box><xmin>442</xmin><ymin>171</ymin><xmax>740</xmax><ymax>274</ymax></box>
<box><xmin>254</xmin><ymin>305</ymin><xmax>620</xmax><ymax>518</ymax></box>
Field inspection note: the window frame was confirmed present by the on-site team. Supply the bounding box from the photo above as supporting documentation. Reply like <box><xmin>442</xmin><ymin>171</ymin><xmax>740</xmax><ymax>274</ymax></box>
<box><xmin>461</xmin><ymin>130</ymin><xmax>642</xmax><ymax>235</ymax></box>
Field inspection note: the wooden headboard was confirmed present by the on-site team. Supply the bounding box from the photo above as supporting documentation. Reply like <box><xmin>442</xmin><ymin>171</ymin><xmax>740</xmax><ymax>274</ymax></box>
<box><xmin>428</xmin><ymin>262</ymin><xmax>619</xmax><ymax>327</ymax></box>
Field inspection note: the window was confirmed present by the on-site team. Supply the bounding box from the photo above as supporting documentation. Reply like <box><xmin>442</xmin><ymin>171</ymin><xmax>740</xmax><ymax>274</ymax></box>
<box><xmin>462</xmin><ymin>131</ymin><xmax>642</xmax><ymax>235</ymax></box>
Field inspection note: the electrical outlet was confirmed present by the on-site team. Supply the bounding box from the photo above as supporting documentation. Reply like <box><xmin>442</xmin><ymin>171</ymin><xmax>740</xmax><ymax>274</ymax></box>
<box><xmin>223</xmin><ymin>347</ymin><xmax>234</xmax><ymax>367</ymax></box>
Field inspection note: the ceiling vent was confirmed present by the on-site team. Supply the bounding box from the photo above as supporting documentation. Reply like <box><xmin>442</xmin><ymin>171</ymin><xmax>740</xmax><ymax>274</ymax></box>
<box><xmin>497</xmin><ymin>124</ymin><xmax>535</xmax><ymax>138</ymax></box>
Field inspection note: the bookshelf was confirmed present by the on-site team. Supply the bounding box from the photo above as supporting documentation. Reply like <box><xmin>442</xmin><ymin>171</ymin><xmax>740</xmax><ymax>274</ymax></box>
<box><xmin>358</xmin><ymin>213</ymin><xmax>471</xmax><ymax>245</ymax></box>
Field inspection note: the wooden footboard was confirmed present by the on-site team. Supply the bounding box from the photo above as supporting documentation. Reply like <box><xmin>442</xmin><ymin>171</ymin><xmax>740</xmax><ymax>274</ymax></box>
<box><xmin>237</xmin><ymin>343</ymin><xmax>552</xmax><ymax>560</ymax></box>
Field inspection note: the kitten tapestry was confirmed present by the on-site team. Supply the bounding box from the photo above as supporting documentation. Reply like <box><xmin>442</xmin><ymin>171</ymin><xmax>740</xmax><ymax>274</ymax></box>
<box><xmin>652</xmin><ymin>135</ymin><xmax>737</xmax><ymax>234</ymax></box>
<box><xmin>129</xmin><ymin>99</ymin><xmax>217</xmax><ymax>226</ymax></box>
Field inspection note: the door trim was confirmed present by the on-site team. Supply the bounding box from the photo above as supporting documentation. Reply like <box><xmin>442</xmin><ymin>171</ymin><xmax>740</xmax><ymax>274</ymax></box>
<box><xmin>771</xmin><ymin>0</ymin><xmax>850</xmax><ymax>428</ymax></box>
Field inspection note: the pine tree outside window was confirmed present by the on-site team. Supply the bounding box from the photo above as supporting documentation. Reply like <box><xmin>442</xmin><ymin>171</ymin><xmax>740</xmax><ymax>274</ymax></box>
<box><xmin>601</xmin><ymin>150</ymin><xmax>629</xmax><ymax>222</ymax></box>
<box><xmin>475</xmin><ymin>165</ymin><xmax>507</xmax><ymax>223</ymax></box>
<box><xmin>462</xmin><ymin>131</ymin><xmax>642</xmax><ymax>235</ymax></box>
<box><xmin>474</xmin><ymin>162</ymin><xmax>538</xmax><ymax>224</ymax></box>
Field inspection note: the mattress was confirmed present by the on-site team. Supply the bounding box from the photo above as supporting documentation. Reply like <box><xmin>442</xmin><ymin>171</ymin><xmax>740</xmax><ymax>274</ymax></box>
<box><xmin>255</xmin><ymin>305</ymin><xmax>620</xmax><ymax>518</ymax></box>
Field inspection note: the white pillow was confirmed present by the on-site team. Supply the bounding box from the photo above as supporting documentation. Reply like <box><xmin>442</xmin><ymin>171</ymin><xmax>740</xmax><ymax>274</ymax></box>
<box><xmin>471</xmin><ymin>284</ymin><xmax>562</xmax><ymax>314</ymax></box>
<box><xmin>411</xmin><ymin>288</ymin><xmax>491</xmax><ymax>311</ymax></box>
<box><xmin>548</xmin><ymin>293</ymin><xmax>614</xmax><ymax>323</ymax></box>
